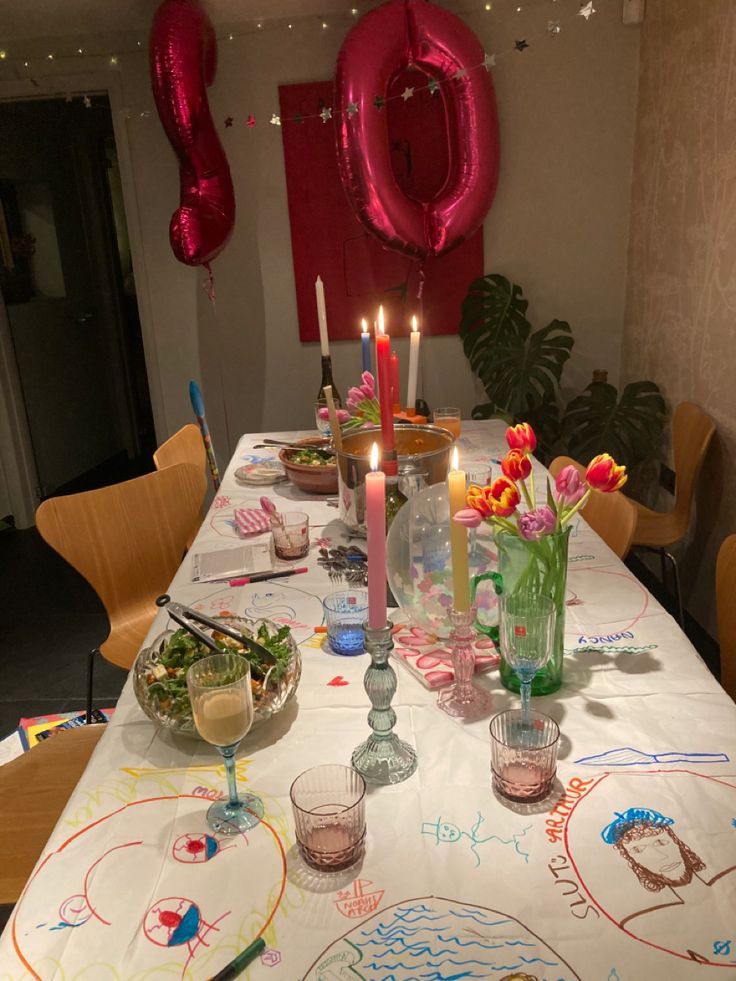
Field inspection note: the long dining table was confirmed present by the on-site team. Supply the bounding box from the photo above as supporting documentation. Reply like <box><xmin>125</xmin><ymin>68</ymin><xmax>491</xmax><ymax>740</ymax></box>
<box><xmin>2</xmin><ymin>420</ymin><xmax>735</xmax><ymax>981</ymax></box>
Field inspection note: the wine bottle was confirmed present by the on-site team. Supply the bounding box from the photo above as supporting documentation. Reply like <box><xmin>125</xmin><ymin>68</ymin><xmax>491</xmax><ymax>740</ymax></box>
<box><xmin>317</xmin><ymin>356</ymin><xmax>341</xmax><ymax>406</ymax></box>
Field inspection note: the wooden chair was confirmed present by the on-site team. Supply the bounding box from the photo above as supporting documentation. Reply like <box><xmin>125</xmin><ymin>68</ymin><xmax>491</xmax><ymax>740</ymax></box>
<box><xmin>549</xmin><ymin>456</ymin><xmax>637</xmax><ymax>560</ymax></box>
<box><xmin>631</xmin><ymin>401</ymin><xmax>716</xmax><ymax>626</ymax></box>
<box><xmin>153</xmin><ymin>424</ymin><xmax>208</xmax><ymax>548</ymax></box>
<box><xmin>153</xmin><ymin>423</ymin><xmax>206</xmax><ymax>474</ymax></box>
<box><xmin>717</xmin><ymin>535</ymin><xmax>736</xmax><ymax>701</ymax></box>
<box><xmin>35</xmin><ymin>462</ymin><xmax>207</xmax><ymax>720</ymax></box>
<box><xmin>0</xmin><ymin>725</ymin><xmax>105</xmax><ymax>905</ymax></box>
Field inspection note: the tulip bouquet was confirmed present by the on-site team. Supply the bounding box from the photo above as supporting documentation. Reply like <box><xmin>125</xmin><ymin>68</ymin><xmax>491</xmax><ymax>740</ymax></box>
<box><xmin>454</xmin><ymin>422</ymin><xmax>627</xmax><ymax>540</ymax></box>
<box><xmin>454</xmin><ymin>422</ymin><xmax>627</xmax><ymax>696</ymax></box>
<box><xmin>317</xmin><ymin>372</ymin><xmax>381</xmax><ymax>432</ymax></box>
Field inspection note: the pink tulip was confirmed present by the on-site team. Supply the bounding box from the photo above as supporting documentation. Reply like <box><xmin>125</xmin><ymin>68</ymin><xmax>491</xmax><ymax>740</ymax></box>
<box><xmin>518</xmin><ymin>505</ymin><xmax>556</xmax><ymax>541</ymax></box>
<box><xmin>554</xmin><ymin>465</ymin><xmax>586</xmax><ymax>506</ymax></box>
<box><xmin>452</xmin><ymin>507</ymin><xmax>483</xmax><ymax>529</ymax></box>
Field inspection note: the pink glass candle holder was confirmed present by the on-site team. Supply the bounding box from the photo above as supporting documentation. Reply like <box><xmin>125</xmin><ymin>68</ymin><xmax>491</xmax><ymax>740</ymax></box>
<box><xmin>437</xmin><ymin>606</ymin><xmax>493</xmax><ymax>720</ymax></box>
<box><xmin>290</xmin><ymin>764</ymin><xmax>366</xmax><ymax>872</ymax></box>
<box><xmin>490</xmin><ymin>709</ymin><xmax>560</xmax><ymax>803</ymax></box>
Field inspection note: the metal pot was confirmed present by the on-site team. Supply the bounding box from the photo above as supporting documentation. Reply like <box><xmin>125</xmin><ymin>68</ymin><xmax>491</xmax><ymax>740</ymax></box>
<box><xmin>336</xmin><ymin>425</ymin><xmax>454</xmax><ymax>536</ymax></box>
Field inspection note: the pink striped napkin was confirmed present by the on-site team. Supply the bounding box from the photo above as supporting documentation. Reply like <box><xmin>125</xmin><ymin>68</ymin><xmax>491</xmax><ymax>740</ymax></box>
<box><xmin>234</xmin><ymin>507</ymin><xmax>271</xmax><ymax>537</ymax></box>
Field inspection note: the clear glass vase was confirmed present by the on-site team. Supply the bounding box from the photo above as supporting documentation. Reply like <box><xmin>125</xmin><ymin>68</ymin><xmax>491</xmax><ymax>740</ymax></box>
<box><xmin>495</xmin><ymin>527</ymin><xmax>570</xmax><ymax>696</ymax></box>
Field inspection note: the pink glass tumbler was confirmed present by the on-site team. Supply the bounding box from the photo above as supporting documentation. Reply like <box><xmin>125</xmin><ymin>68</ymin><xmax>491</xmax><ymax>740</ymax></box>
<box><xmin>290</xmin><ymin>764</ymin><xmax>366</xmax><ymax>872</ymax></box>
<box><xmin>490</xmin><ymin>709</ymin><xmax>560</xmax><ymax>802</ymax></box>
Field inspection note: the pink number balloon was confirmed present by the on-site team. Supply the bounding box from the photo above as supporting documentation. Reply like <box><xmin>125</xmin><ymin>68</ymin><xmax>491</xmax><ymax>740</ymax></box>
<box><xmin>335</xmin><ymin>0</ymin><xmax>500</xmax><ymax>259</ymax></box>
<box><xmin>150</xmin><ymin>0</ymin><xmax>235</xmax><ymax>268</ymax></box>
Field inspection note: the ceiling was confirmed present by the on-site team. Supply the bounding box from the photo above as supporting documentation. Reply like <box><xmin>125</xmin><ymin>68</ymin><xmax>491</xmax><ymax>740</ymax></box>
<box><xmin>0</xmin><ymin>0</ymin><xmax>358</xmax><ymax>41</ymax></box>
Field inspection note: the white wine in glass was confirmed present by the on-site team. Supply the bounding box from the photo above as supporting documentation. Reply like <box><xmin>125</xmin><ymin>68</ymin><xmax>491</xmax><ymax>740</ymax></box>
<box><xmin>187</xmin><ymin>652</ymin><xmax>264</xmax><ymax>834</ymax></box>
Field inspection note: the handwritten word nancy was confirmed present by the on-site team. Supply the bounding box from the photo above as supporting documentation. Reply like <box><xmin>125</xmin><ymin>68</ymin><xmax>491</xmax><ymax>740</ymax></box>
<box><xmin>548</xmin><ymin>855</ymin><xmax>600</xmax><ymax>921</ymax></box>
<box><xmin>577</xmin><ymin>631</ymin><xmax>634</xmax><ymax>646</ymax></box>
<box><xmin>545</xmin><ymin>775</ymin><xmax>596</xmax><ymax>843</ymax></box>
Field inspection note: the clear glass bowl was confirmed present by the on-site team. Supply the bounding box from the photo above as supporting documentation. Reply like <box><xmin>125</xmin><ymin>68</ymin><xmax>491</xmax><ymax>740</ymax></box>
<box><xmin>133</xmin><ymin>616</ymin><xmax>302</xmax><ymax>738</ymax></box>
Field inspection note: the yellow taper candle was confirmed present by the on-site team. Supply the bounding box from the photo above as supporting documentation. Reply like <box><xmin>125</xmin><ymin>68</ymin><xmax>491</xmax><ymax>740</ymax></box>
<box><xmin>448</xmin><ymin>445</ymin><xmax>470</xmax><ymax>612</ymax></box>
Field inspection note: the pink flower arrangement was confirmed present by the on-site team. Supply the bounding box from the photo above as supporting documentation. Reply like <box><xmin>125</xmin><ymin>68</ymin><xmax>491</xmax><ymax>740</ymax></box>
<box><xmin>454</xmin><ymin>422</ymin><xmax>627</xmax><ymax>541</ymax></box>
<box><xmin>341</xmin><ymin>371</ymin><xmax>382</xmax><ymax>430</ymax></box>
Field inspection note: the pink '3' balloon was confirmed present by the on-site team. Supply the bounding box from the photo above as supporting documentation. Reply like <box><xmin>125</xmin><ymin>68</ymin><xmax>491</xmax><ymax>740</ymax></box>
<box><xmin>150</xmin><ymin>0</ymin><xmax>235</xmax><ymax>268</ymax></box>
<box><xmin>335</xmin><ymin>0</ymin><xmax>500</xmax><ymax>259</ymax></box>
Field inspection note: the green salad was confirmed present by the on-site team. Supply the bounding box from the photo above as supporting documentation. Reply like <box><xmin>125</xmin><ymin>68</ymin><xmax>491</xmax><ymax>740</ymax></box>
<box><xmin>289</xmin><ymin>447</ymin><xmax>333</xmax><ymax>467</ymax></box>
<box><xmin>144</xmin><ymin>622</ymin><xmax>293</xmax><ymax>720</ymax></box>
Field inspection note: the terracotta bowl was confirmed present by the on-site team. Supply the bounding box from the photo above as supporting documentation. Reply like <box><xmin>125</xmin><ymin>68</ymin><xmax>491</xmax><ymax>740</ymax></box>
<box><xmin>279</xmin><ymin>437</ymin><xmax>338</xmax><ymax>494</ymax></box>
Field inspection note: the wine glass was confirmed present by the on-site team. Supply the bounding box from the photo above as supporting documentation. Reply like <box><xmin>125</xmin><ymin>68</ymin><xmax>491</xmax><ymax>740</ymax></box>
<box><xmin>187</xmin><ymin>652</ymin><xmax>264</xmax><ymax>834</ymax></box>
<box><xmin>499</xmin><ymin>593</ymin><xmax>556</xmax><ymax>725</ymax></box>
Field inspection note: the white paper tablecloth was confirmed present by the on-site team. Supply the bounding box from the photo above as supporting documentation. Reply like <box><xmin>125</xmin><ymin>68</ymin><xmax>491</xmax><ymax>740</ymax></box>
<box><xmin>2</xmin><ymin>421</ymin><xmax>735</xmax><ymax>980</ymax></box>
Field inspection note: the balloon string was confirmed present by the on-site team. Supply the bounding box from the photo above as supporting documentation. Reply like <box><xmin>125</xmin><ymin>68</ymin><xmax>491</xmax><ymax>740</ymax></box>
<box><xmin>417</xmin><ymin>262</ymin><xmax>425</xmax><ymax>300</ymax></box>
<box><xmin>203</xmin><ymin>263</ymin><xmax>216</xmax><ymax>306</ymax></box>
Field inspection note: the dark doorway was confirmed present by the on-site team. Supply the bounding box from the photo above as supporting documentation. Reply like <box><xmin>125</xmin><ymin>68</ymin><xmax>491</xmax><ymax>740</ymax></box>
<box><xmin>0</xmin><ymin>94</ymin><xmax>155</xmax><ymax>501</ymax></box>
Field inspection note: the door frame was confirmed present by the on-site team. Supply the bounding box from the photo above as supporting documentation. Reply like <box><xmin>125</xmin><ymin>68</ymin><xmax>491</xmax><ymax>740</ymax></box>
<box><xmin>0</xmin><ymin>70</ymin><xmax>166</xmax><ymax>527</ymax></box>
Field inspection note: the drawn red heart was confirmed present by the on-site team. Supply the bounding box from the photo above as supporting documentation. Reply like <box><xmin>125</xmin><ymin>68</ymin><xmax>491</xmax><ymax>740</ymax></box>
<box><xmin>327</xmin><ymin>676</ymin><xmax>349</xmax><ymax>686</ymax></box>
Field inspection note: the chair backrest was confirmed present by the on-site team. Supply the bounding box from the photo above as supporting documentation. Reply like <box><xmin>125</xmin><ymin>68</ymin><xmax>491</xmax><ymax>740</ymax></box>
<box><xmin>717</xmin><ymin>534</ymin><xmax>736</xmax><ymax>702</ymax></box>
<box><xmin>36</xmin><ymin>462</ymin><xmax>207</xmax><ymax>668</ymax></box>
<box><xmin>672</xmin><ymin>401</ymin><xmax>716</xmax><ymax>537</ymax></box>
<box><xmin>549</xmin><ymin>456</ymin><xmax>637</xmax><ymax>559</ymax></box>
<box><xmin>153</xmin><ymin>423</ymin><xmax>206</xmax><ymax>474</ymax></box>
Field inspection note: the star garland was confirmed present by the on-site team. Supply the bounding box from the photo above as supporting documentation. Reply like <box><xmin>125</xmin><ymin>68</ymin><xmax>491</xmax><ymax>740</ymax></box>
<box><xmin>261</xmin><ymin>0</ymin><xmax>599</xmax><ymax>129</ymax></box>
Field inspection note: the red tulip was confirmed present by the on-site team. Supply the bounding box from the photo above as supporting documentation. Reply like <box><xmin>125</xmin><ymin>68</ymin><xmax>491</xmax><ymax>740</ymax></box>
<box><xmin>506</xmin><ymin>422</ymin><xmax>536</xmax><ymax>455</ymax></box>
<box><xmin>466</xmin><ymin>483</ymin><xmax>494</xmax><ymax>519</ymax></box>
<box><xmin>501</xmin><ymin>449</ymin><xmax>532</xmax><ymax>482</ymax></box>
<box><xmin>488</xmin><ymin>476</ymin><xmax>521</xmax><ymax>517</ymax></box>
<box><xmin>585</xmin><ymin>453</ymin><xmax>627</xmax><ymax>493</ymax></box>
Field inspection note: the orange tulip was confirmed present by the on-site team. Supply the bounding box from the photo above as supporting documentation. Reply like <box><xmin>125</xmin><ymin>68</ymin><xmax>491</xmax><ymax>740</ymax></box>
<box><xmin>506</xmin><ymin>422</ymin><xmax>536</xmax><ymax>455</ymax></box>
<box><xmin>585</xmin><ymin>453</ymin><xmax>627</xmax><ymax>493</ymax></box>
<box><xmin>488</xmin><ymin>476</ymin><xmax>521</xmax><ymax>517</ymax></box>
<box><xmin>466</xmin><ymin>483</ymin><xmax>494</xmax><ymax>518</ymax></box>
<box><xmin>501</xmin><ymin>449</ymin><xmax>532</xmax><ymax>482</ymax></box>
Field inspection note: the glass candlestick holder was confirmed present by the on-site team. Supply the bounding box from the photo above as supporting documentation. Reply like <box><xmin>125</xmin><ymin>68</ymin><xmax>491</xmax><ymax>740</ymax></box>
<box><xmin>351</xmin><ymin>621</ymin><xmax>417</xmax><ymax>785</ymax></box>
<box><xmin>437</xmin><ymin>606</ymin><xmax>493</xmax><ymax>720</ymax></box>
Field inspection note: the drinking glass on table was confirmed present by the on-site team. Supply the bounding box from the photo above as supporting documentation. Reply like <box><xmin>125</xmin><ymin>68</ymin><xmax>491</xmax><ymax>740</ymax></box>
<box><xmin>499</xmin><ymin>593</ymin><xmax>555</xmax><ymax>724</ymax></box>
<box><xmin>432</xmin><ymin>406</ymin><xmax>461</xmax><ymax>440</ymax></box>
<box><xmin>187</xmin><ymin>653</ymin><xmax>264</xmax><ymax>834</ymax></box>
<box><xmin>290</xmin><ymin>764</ymin><xmax>366</xmax><ymax>872</ymax></box>
<box><xmin>272</xmin><ymin>511</ymin><xmax>310</xmax><ymax>560</ymax></box>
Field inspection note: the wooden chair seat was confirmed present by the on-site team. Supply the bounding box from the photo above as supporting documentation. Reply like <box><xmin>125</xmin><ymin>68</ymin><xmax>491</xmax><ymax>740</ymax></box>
<box><xmin>0</xmin><ymin>725</ymin><xmax>105</xmax><ymax>905</ymax></box>
<box><xmin>630</xmin><ymin>500</ymin><xmax>685</xmax><ymax>549</ymax></box>
<box><xmin>35</xmin><ymin>463</ymin><xmax>208</xmax><ymax>712</ymax></box>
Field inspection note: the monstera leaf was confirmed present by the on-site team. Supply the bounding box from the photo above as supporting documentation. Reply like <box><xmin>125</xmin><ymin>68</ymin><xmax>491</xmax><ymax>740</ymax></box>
<box><xmin>562</xmin><ymin>381</ymin><xmax>666</xmax><ymax>470</ymax></box>
<box><xmin>459</xmin><ymin>274</ymin><xmax>573</xmax><ymax>418</ymax></box>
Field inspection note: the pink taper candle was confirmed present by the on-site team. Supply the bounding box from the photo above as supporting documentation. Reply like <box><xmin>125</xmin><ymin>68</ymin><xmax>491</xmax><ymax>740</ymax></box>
<box><xmin>366</xmin><ymin>442</ymin><xmax>387</xmax><ymax>629</ymax></box>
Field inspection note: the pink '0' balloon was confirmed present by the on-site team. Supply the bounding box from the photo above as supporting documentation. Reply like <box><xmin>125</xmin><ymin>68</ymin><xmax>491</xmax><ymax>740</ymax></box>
<box><xmin>335</xmin><ymin>0</ymin><xmax>500</xmax><ymax>259</ymax></box>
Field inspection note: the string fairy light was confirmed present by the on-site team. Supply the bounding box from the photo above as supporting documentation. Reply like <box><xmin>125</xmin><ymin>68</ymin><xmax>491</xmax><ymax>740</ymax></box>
<box><xmin>0</xmin><ymin>0</ymin><xmax>605</xmax><ymax>118</ymax></box>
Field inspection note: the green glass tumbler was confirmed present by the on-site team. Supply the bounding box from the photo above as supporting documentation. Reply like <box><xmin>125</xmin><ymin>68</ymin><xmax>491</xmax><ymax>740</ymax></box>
<box><xmin>494</xmin><ymin>527</ymin><xmax>570</xmax><ymax>696</ymax></box>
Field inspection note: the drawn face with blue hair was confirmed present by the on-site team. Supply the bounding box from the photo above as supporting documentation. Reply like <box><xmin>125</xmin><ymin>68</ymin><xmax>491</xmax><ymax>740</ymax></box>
<box><xmin>602</xmin><ymin>807</ymin><xmax>705</xmax><ymax>893</ymax></box>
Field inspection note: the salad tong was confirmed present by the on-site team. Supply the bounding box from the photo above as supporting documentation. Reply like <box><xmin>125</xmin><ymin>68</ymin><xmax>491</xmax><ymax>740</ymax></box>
<box><xmin>155</xmin><ymin>595</ymin><xmax>277</xmax><ymax>678</ymax></box>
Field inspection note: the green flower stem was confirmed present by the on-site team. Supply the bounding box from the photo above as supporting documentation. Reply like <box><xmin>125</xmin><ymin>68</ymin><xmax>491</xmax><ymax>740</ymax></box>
<box><xmin>560</xmin><ymin>489</ymin><xmax>592</xmax><ymax>527</ymax></box>
<box><xmin>519</xmin><ymin>477</ymin><xmax>534</xmax><ymax>510</ymax></box>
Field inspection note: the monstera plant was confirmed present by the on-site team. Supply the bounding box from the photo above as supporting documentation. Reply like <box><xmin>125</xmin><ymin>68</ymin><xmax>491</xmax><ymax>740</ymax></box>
<box><xmin>459</xmin><ymin>274</ymin><xmax>667</xmax><ymax>475</ymax></box>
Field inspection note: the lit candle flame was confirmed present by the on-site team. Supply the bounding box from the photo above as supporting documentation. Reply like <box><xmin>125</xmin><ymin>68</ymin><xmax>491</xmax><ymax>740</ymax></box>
<box><xmin>361</xmin><ymin>317</ymin><xmax>368</xmax><ymax>335</ymax></box>
<box><xmin>378</xmin><ymin>305</ymin><xmax>385</xmax><ymax>335</ymax></box>
<box><xmin>370</xmin><ymin>442</ymin><xmax>379</xmax><ymax>471</ymax></box>
<box><xmin>451</xmin><ymin>446</ymin><xmax>459</xmax><ymax>471</ymax></box>
<box><xmin>411</xmin><ymin>315</ymin><xmax>418</xmax><ymax>333</ymax></box>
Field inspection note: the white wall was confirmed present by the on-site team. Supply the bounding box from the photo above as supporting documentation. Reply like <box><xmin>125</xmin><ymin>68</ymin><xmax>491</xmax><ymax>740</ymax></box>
<box><xmin>0</xmin><ymin>2</ymin><xmax>641</xmax><ymax>467</ymax></box>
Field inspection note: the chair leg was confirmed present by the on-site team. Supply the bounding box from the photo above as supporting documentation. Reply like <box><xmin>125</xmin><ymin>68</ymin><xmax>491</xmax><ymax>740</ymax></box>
<box><xmin>659</xmin><ymin>548</ymin><xmax>669</xmax><ymax>592</ymax></box>
<box><xmin>664</xmin><ymin>552</ymin><xmax>685</xmax><ymax>629</ymax></box>
<box><xmin>86</xmin><ymin>649</ymin><xmax>99</xmax><ymax>725</ymax></box>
